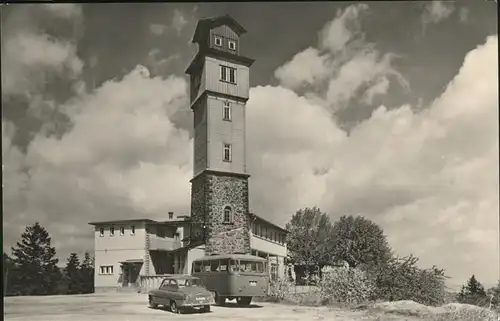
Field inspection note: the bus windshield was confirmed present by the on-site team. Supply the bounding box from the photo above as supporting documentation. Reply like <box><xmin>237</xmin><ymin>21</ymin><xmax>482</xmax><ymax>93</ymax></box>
<box><xmin>177</xmin><ymin>278</ymin><xmax>204</xmax><ymax>287</ymax></box>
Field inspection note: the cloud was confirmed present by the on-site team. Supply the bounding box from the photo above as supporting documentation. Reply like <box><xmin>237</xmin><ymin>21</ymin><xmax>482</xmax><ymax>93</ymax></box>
<box><xmin>249</xmin><ymin>34</ymin><xmax>499</xmax><ymax>287</ymax></box>
<box><xmin>459</xmin><ymin>7</ymin><xmax>469</xmax><ymax>24</ymax></box>
<box><xmin>1</xmin><ymin>5</ymin><xmax>84</xmax><ymax>98</ymax></box>
<box><xmin>3</xmin><ymin>65</ymin><xmax>192</xmax><ymax>259</ymax></box>
<box><xmin>171</xmin><ymin>9</ymin><xmax>188</xmax><ymax>34</ymax></box>
<box><xmin>149</xmin><ymin>23</ymin><xmax>168</xmax><ymax>36</ymax></box>
<box><xmin>422</xmin><ymin>1</ymin><xmax>455</xmax><ymax>29</ymax></box>
<box><xmin>276</xmin><ymin>4</ymin><xmax>408</xmax><ymax>112</ymax></box>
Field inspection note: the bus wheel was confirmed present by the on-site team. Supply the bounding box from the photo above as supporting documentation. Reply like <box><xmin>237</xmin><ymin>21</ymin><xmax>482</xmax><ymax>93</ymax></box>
<box><xmin>215</xmin><ymin>293</ymin><xmax>226</xmax><ymax>306</ymax></box>
<box><xmin>236</xmin><ymin>296</ymin><xmax>252</xmax><ymax>306</ymax></box>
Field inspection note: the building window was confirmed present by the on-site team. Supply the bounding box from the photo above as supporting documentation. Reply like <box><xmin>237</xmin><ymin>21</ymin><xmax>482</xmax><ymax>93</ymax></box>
<box><xmin>223</xmin><ymin>101</ymin><xmax>231</xmax><ymax>121</ymax></box>
<box><xmin>99</xmin><ymin>265</ymin><xmax>114</xmax><ymax>275</ymax></box>
<box><xmin>214</xmin><ymin>36</ymin><xmax>222</xmax><ymax>47</ymax></box>
<box><xmin>228</xmin><ymin>40</ymin><xmax>236</xmax><ymax>51</ymax></box>
<box><xmin>223</xmin><ymin>206</ymin><xmax>232</xmax><ymax>223</ymax></box>
<box><xmin>109</xmin><ymin>227</ymin><xmax>115</xmax><ymax>236</ymax></box>
<box><xmin>130</xmin><ymin>226</ymin><xmax>135</xmax><ymax>235</ymax></box>
<box><xmin>223</xmin><ymin>143</ymin><xmax>232</xmax><ymax>162</ymax></box>
<box><xmin>120</xmin><ymin>227</ymin><xmax>125</xmax><ymax>236</ymax></box>
<box><xmin>220</xmin><ymin>65</ymin><xmax>236</xmax><ymax>84</ymax></box>
<box><xmin>99</xmin><ymin>228</ymin><xmax>104</xmax><ymax>237</ymax></box>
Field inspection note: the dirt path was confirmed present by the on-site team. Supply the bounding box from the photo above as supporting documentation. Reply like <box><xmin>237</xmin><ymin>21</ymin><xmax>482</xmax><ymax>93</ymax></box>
<box><xmin>4</xmin><ymin>293</ymin><xmax>418</xmax><ymax>321</ymax></box>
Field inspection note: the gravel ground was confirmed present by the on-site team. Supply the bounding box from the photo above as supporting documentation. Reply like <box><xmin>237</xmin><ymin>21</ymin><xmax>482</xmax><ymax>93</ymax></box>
<box><xmin>3</xmin><ymin>292</ymin><xmax>399</xmax><ymax>321</ymax></box>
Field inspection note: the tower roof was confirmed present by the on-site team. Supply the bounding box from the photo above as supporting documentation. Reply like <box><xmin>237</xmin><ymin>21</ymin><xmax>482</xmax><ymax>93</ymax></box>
<box><xmin>191</xmin><ymin>14</ymin><xmax>247</xmax><ymax>44</ymax></box>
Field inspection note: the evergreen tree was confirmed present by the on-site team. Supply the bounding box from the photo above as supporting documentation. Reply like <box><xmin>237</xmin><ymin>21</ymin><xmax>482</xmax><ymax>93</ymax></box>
<box><xmin>65</xmin><ymin>253</ymin><xmax>82</xmax><ymax>294</ymax></box>
<box><xmin>10</xmin><ymin>222</ymin><xmax>61</xmax><ymax>295</ymax></box>
<box><xmin>457</xmin><ymin>275</ymin><xmax>489</xmax><ymax>306</ymax></box>
<box><xmin>80</xmin><ymin>251</ymin><xmax>95</xmax><ymax>293</ymax></box>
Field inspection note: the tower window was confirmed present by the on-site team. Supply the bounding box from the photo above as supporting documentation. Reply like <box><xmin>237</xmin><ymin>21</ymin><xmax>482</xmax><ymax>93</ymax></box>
<box><xmin>223</xmin><ymin>143</ymin><xmax>232</xmax><ymax>162</ymax></box>
<box><xmin>228</xmin><ymin>40</ymin><xmax>236</xmax><ymax>51</ymax></box>
<box><xmin>223</xmin><ymin>206</ymin><xmax>232</xmax><ymax>223</ymax></box>
<box><xmin>214</xmin><ymin>36</ymin><xmax>222</xmax><ymax>47</ymax></box>
<box><xmin>220</xmin><ymin>65</ymin><xmax>236</xmax><ymax>84</ymax></box>
<box><xmin>223</xmin><ymin>101</ymin><xmax>231</xmax><ymax>121</ymax></box>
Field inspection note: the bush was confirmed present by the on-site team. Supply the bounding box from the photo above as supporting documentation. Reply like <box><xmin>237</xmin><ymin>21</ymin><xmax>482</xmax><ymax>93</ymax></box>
<box><xmin>317</xmin><ymin>266</ymin><xmax>375</xmax><ymax>305</ymax></box>
<box><xmin>367</xmin><ymin>255</ymin><xmax>446</xmax><ymax>306</ymax></box>
<box><xmin>267</xmin><ymin>278</ymin><xmax>295</xmax><ymax>302</ymax></box>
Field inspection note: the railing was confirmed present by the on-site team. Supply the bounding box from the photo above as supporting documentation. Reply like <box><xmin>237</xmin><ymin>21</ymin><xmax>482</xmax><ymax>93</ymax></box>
<box><xmin>148</xmin><ymin>236</ymin><xmax>181</xmax><ymax>251</ymax></box>
<box><xmin>139</xmin><ymin>274</ymin><xmax>172</xmax><ymax>293</ymax></box>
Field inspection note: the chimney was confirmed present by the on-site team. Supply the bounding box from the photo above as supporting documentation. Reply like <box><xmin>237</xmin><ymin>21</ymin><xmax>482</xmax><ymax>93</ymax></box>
<box><xmin>168</xmin><ymin>212</ymin><xmax>174</xmax><ymax>220</ymax></box>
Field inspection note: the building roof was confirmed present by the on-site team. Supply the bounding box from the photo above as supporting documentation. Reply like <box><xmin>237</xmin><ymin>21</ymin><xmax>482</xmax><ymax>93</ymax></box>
<box><xmin>88</xmin><ymin>217</ymin><xmax>191</xmax><ymax>226</ymax></box>
<box><xmin>88</xmin><ymin>218</ymin><xmax>156</xmax><ymax>226</ymax></box>
<box><xmin>191</xmin><ymin>14</ymin><xmax>247</xmax><ymax>44</ymax></box>
<box><xmin>249</xmin><ymin>213</ymin><xmax>288</xmax><ymax>233</ymax></box>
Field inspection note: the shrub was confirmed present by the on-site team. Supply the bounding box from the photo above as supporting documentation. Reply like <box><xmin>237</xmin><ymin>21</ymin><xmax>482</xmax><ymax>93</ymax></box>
<box><xmin>317</xmin><ymin>266</ymin><xmax>375</xmax><ymax>305</ymax></box>
<box><xmin>267</xmin><ymin>278</ymin><xmax>295</xmax><ymax>302</ymax></box>
<box><xmin>367</xmin><ymin>255</ymin><xmax>447</xmax><ymax>306</ymax></box>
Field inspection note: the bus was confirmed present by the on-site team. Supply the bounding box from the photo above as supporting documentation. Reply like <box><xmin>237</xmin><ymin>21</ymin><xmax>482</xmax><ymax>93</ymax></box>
<box><xmin>191</xmin><ymin>253</ymin><xmax>269</xmax><ymax>306</ymax></box>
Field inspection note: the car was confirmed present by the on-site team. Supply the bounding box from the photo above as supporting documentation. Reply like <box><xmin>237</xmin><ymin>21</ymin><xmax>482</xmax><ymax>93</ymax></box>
<box><xmin>148</xmin><ymin>275</ymin><xmax>215</xmax><ymax>314</ymax></box>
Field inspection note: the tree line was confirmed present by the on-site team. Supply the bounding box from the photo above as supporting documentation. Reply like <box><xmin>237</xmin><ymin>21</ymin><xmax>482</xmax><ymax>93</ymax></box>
<box><xmin>285</xmin><ymin>207</ymin><xmax>500</xmax><ymax>307</ymax></box>
<box><xmin>3</xmin><ymin>222</ymin><xmax>94</xmax><ymax>296</ymax></box>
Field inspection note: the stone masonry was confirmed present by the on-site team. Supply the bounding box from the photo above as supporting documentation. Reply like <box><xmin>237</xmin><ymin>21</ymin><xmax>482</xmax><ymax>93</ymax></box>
<box><xmin>190</xmin><ymin>170</ymin><xmax>251</xmax><ymax>255</ymax></box>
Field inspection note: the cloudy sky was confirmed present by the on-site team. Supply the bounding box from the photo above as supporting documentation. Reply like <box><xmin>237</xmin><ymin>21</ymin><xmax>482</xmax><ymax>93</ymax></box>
<box><xmin>2</xmin><ymin>2</ymin><xmax>498</xmax><ymax>289</ymax></box>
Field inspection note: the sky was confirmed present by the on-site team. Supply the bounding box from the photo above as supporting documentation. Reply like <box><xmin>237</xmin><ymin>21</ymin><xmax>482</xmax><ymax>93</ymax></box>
<box><xmin>1</xmin><ymin>2</ymin><xmax>498</xmax><ymax>290</ymax></box>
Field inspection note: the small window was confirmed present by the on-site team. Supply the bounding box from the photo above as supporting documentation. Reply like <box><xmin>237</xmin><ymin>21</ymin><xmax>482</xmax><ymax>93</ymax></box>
<box><xmin>214</xmin><ymin>36</ymin><xmax>222</xmax><ymax>47</ymax></box>
<box><xmin>223</xmin><ymin>101</ymin><xmax>231</xmax><ymax>121</ymax></box>
<box><xmin>223</xmin><ymin>206</ymin><xmax>232</xmax><ymax>223</ymax></box>
<box><xmin>100</xmin><ymin>265</ymin><xmax>114</xmax><ymax>275</ymax></box>
<box><xmin>229</xmin><ymin>68</ymin><xmax>236</xmax><ymax>83</ymax></box>
<box><xmin>99</xmin><ymin>228</ymin><xmax>104</xmax><ymax>237</ymax></box>
<box><xmin>120</xmin><ymin>227</ymin><xmax>125</xmax><ymax>236</ymax></box>
<box><xmin>228</xmin><ymin>40</ymin><xmax>236</xmax><ymax>51</ymax></box>
<box><xmin>109</xmin><ymin>227</ymin><xmax>115</xmax><ymax>236</ymax></box>
<box><xmin>223</xmin><ymin>143</ymin><xmax>232</xmax><ymax>162</ymax></box>
<box><xmin>130</xmin><ymin>226</ymin><xmax>135</xmax><ymax>235</ymax></box>
<box><xmin>220</xmin><ymin>65</ymin><xmax>236</xmax><ymax>84</ymax></box>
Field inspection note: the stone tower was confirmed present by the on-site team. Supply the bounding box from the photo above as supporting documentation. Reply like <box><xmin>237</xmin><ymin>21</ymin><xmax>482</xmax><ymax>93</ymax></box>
<box><xmin>186</xmin><ymin>15</ymin><xmax>254</xmax><ymax>255</ymax></box>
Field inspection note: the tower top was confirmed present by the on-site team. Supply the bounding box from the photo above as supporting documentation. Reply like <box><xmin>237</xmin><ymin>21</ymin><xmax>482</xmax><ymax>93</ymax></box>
<box><xmin>191</xmin><ymin>14</ymin><xmax>247</xmax><ymax>45</ymax></box>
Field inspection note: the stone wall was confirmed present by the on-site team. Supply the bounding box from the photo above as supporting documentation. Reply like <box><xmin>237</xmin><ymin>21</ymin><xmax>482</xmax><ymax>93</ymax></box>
<box><xmin>190</xmin><ymin>170</ymin><xmax>251</xmax><ymax>255</ymax></box>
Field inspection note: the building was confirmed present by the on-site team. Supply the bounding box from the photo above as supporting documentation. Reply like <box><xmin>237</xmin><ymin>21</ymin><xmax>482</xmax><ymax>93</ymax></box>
<box><xmin>89</xmin><ymin>14</ymin><xmax>288</xmax><ymax>292</ymax></box>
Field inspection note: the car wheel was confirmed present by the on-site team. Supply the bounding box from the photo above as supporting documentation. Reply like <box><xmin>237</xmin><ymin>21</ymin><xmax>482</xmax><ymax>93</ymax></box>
<box><xmin>236</xmin><ymin>296</ymin><xmax>252</xmax><ymax>306</ymax></box>
<box><xmin>148</xmin><ymin>296</ymin><xmax>158</xmax><ymax>309</ymax></box>
<box><xmin>170</xmin><ymin>300</ymin><xmax>180</xmax><ymax>314</ymax></box>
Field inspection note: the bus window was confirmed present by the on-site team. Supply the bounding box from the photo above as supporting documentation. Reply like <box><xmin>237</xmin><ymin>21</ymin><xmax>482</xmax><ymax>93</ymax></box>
<box><xmin>210</xmin><ymin>260</ymin><xmax>219</xmax><ymax>272</ymax></box>
<box><xmin>219</xmin><ymin>259</ymin><xmax>229</xmax><ymax>272</ymax></box>
<box><xmin>203</xmin><ymin>260</ymin><xmax>211</xmax><ymax>272</ymax></box>
<box><xmin>229</xmin><ymin>259</ymin><xmax>238</xmax><ymax>272</ymax></box>
<box><xmin>193</xmin><ymin>261</ymin><xmax>202</xmax><ymax>273</ymax></box>
<box><xmin>239</xmin><ymin>260</ymin><xmax>253</xmax><ymax>272</ymax></box>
